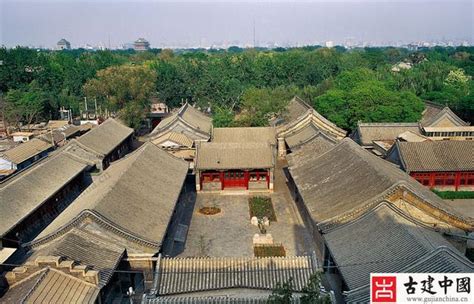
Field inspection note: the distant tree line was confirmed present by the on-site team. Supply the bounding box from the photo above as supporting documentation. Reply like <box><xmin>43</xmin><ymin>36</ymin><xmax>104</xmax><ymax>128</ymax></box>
<box><xmin>0</xmin><ymin>46</ymin><xmax>472</xmax><ymax>130</ymax></box>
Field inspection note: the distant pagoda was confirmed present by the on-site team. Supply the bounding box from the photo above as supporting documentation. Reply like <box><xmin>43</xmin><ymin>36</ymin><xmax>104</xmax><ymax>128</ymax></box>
<box><xmin>134</xmin><ymin>38</ymin><xmax>150</xmax><ymax>51</ymax></box>
<box><xmin>57</xmin><ymin>38</ymin><xmax>71</xmax><ymax>50</ymax></box>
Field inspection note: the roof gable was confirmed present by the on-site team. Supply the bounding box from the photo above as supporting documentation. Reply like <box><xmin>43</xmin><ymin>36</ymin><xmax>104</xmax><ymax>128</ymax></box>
<box><xmin>422</xmin><ymin>106</ymin><xmax>468</xmax><ymax>127</ymax></box>
<box><xmin>150</xmin><ymin>103</ymin><xmax>212</xmax><ymax>139</ymax></box>
<box><xmin>76</xmin><ymin>118</ymin><xmax>133</xmax><ymax>156</ymax></box>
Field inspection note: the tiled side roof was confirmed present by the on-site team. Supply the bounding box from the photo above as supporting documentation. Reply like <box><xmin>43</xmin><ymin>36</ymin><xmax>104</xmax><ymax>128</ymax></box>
<box><xmin>0</xmin><ymin>152</ymin><xmax>89</xmax><ymax>237</ymax></box>
<box><xmin>180</xmin><ymin>103</ymin><xmax>212</xmax><ymax>133</ymax></box>
<box><xmin>154</xmin><ymin>255</ymin><xmax>317</xmax><ymax>295</ymax></box>
<box><xmin>29</xmin><ymin>228</ymin><xmax>125</xmax><ymax>287</ymax></box>
<box><xmin>152</xmin><ymin>131</ymin><xmax>194</xmax><ymax>148</ymax></box>
<box><xmin>2</xmin><ymin>138</ymin><xmax>53</xmax><ymax>164</ymax></box>
<box><xmin>324</xmin><ymin>203</ymin><xmax>472</xmax><ymax>291</ymax></box>
<box><xmin>281</xmin><ymin>96</ymin><xmax>312</xmax><ymax>125</ymax></box>
<box><xmin>2</xmin><ymin>267</ymin><xmax>99</xmax><ymax>304</ymax></box>
<box><xmin>46</xmin><ymin>120</ymin><xmax>69</xmax><ymax>130</ymax></box>
<box><xmin>287</xmin><ymin>138</ymin><xmax>465</xmax><ymax>224</ymax></box>
<box><xmin>196</xmin><ymin>142</ymin><xmax>273</xmax><ymax>170</ymax></box>
<box><xmin>355</xmin><ymin>122</ymin><xmax>421</xmax><ymax>146</ymax></box>
<box><xmin>35</xmin><ymin>142</ymin><xmax>188</xmax><ymax>246</ymax></box>
<box><xmin>287</xmin><ymin>134</ymin><xmax>337</xmax><ymax>166</ymax></box>
<box><xmin>76</xmin><ymin>118</ymin><xmax>133</xmax><ymax>156</ymax></box>
<box><xmin>212</xmin><ymin>127</ymin><xmax>276</xmax><ymax>145</ymax></box>
<box><xmin>397</xmin><ymin>140</ymin><xmax>474</xmax><ymax>172</ymax></box>
<box><xmin>284</xmin><ymin>123</ymin><xmax>337</xmax><ymax>150</ymax></box>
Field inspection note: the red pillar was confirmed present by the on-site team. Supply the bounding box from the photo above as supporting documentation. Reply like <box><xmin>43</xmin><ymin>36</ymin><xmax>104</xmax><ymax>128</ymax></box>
<box><xmin>245</xmin><ymin>171</ymin><xmax>249</xmax><ymax>190</ymax></box>
<box><xmin>455</xmin><ymin>172</ymin><xmax>461</xmax><ymax>191</ymax></box>
<box><xmin>266</xmin><ymin>170</ymin><xmax>270</xmax><ymax>189</ymax></box>
<box><xmin>429</xmin><ymin>172</ymin><xmax>435</xmax><ymax>189</ymax></box>
<box><xmin>220</xmin><ymin>171</ymin><xmax>224</xmax><ymax>190</ymax></box>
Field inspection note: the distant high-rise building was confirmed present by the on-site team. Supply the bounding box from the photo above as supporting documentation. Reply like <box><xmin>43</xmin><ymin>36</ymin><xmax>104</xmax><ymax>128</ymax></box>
<box><xmin>57</xmin><ymin>38</ymin><xmax>71</xmax><ymax>50</ymax></box>
<box><xmin>134</xmin><ymin>38</ymin><xmax>150</xmax><ymax>51</ymax></box>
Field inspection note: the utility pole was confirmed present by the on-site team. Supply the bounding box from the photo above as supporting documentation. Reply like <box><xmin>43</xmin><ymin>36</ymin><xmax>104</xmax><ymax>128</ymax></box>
<box><xmin>253</xmin><ymin>19</ymin><xmax>256</xmax><ymax>48</ymax></box>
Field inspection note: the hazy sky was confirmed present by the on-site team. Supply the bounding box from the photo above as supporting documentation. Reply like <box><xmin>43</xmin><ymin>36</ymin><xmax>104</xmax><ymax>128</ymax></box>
<box><xmin>1</xmin><ymin>0</ymin><xmax>472</xmax><ymax>48</ymax></box>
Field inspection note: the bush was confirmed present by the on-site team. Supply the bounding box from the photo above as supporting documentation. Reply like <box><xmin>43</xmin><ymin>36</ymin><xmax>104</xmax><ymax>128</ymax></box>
<box><xmin>254</xmin><ymin>244</ymin><xmax>286</xmax><ymax>257</ymax></box>
<box><xmin>432</xmin><ymin>190</ymin><xmax>474</xmax><ymax>199</ymax></box>
<box><xmin>249</xmin><ymin>196</ymin><xmax>277</xmax><ymax>221</ymax></box>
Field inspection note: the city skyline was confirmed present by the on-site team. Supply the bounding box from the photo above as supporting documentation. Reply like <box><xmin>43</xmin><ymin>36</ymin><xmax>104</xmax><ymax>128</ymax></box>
<box><xmin>1</xmin><ymin>0</ymin><xmax>472</xmax><ymax>49</ymax></box>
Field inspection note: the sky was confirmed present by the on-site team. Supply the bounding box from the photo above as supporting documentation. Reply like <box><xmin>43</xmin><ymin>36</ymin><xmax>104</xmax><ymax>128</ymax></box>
<box><xmin>0</xmin><ymin>0</ymin><xmax>472</xmax><ymax>48</ymax></box>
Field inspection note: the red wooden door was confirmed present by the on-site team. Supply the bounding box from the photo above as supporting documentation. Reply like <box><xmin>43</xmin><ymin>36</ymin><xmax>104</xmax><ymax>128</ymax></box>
<box><xmin>223</xmin><ymin>171</ymin><xmax>247</xmax><ymax>189</ymax></box>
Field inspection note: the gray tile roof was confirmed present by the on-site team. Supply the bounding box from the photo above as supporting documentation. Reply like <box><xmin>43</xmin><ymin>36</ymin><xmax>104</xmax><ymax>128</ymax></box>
<box><xmin>153</xmin><ymin>255</ymin><xmax>317</xmax><ymax>295</ymax></box>
<box><xmin>276</xmin><ymin>98</ymin><xmax>347</xmax><ymax>141</ymax></box>
<box><xmin>396</xmin><ymin>140</ymin><xmax>474</xmax><ymax>172</ymax></box>
<box><xmin>1</xmin><ymin>138</ymin><xmax>53</xmax><ymax>164</ymax></box>
<box><xmin>287</xmin><ymin>138</ymin><xmax>467</xmax><ymax>225</ymax></box>
<box><xmin>152</xmin><ymin>131</ymin><xmax>194</xmax><ymax>148</ymax></box>
<box><xmin>34</xmin><ymin>142</ymin><xmax>188</xmax><ymax>247</ymax></box>
<box><xmin>151</xmin><ymin>103</ymin><xmax>212</xmax><ymax>138</ymax></box>
<box><xmin>354</xmin><ymin>122</ymin><xmax>421</xmax><ymax>146</ymax></box>
<box><xmin>0</xmin><ymin>152</ymin><xmax>89</xmax><ymax>238</ymax></box>
<box><xmin>421</xmin><ymin>103</ymin><xmax>468</xmax><ymax>127</ymax></box>
<box><xmin>29</xmin><ymin>227</ymin><xmax>125</xmax><ymax>287</ymax></box>
<box><xmin>196</xmin><ymin>142</ymin><xmax>274</xmax><ymax>170</ymax></box>
<box><xmin>287</xmin><ymin>134</ymin><xmax>337</xmax><ymax>165</ymax></box>
<box><xmin>324</xmin><ymin>203</ymin><xmax>472</xmax><ymax>291</ymax></box>
<box><xmin>420</xmin><ymin>101</ymin><xmax>444</xmax><ymax>127</ymax></box>
<box><xmin>285</xmin><ymin>123</ymin><xmax>337</xmax><ymax>150</ymax></box>
<box><xmin>272</xmin><ymin>96</ymin><xmax>312</xmax><ymax>126</ymax></box>
<box><xmin>1</xmin><ymin>267</ymin><xmax>100</xmax><ymax>304</ymax></box>
<box><xmin>212</xmin><ymin>127</ymin><xmax>276</xmax><ymax>145</ymax></box>
<box><xmin>76</xmin><ymin>118</ymin><xmax>133</xmax><ymax>156</ymax></box>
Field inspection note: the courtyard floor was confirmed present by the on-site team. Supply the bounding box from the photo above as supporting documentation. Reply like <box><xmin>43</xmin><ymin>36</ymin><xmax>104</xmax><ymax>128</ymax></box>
<box><xmin>175</xmin><ymin>161</ymin><xmax>316</xmax><ymax>258</ymax></box>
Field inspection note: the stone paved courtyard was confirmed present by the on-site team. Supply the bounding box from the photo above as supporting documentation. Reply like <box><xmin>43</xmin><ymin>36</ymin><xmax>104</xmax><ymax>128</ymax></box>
<box><xmin>178</xmin><ymin>161</ymin><xmax>316</xmax><ymax>257</ymax></box>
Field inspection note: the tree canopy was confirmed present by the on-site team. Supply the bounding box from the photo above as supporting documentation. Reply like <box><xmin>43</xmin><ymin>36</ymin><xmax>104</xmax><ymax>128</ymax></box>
<box><xmin>1</xmin><ymin>46</ymin><xmax>473</xmax><ymax>130</ymax></box>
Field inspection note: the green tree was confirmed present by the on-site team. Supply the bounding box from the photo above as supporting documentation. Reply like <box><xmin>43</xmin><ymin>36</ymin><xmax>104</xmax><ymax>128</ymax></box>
<box><xmin>301</xmin><ymin>273</ymin><xmax>331</xmax><ymax>304</ymax></box>
<box><xmin>212</xmin><ymin>106</ymin><xmax>235</xmax><ymax>127</ymax></box>
<box><xmin>83</xmin><ymin>64</ymin><xmax>157</xmax><ymax>129</ymax></box>
<box><xmin>4</xmin><ymin>80</ymin><xmax>47</xmax><ymax>128</ymax></box>
<box><xmin>267</xmin><ymin>277</ymin><xmax>293</xmax><ymax>304</ymax></box>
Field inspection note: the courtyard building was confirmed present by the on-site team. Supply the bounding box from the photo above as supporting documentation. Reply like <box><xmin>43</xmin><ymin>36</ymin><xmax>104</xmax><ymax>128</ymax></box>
<box><xmin>352</xmin><ymin>101</ymin><xmax>474</xmax><ymax>156</ymax></box>
<box><xmin>22</xmin><ymin>142</ymin><xmax>189</xmax><ymax>296</ymax></box>
<box><xmin>195</xmin><ymin>141</ymin><xmax>274</xmax><ymax>191</ymax></box>
<box><xmin>0</xmin><ymin>138</ymin><xmax>54</xmax><ymax>177</ymax></box>
<box><xmin>71</xmin><ymin>118</ymin><xmax>134</xmax><ymax>170</ymax></box>
<box><xmin>286</xmin><ymin>138</ymin><xmax>474</xmax><ymax>301</ymax></box>
<box><xmin>149</xmin><ymin>102</ymin><xmax>212</xmax><ymax>167</ymax></box>
<box><xmin>386</xmin><ymin>140</ymin><xmax>474</xmax><ymax>191</ymax></box>
<box><xmin>274</xmin><ymin>96</ymin><xmax>346</xmax><ymax>158</ymax></box>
